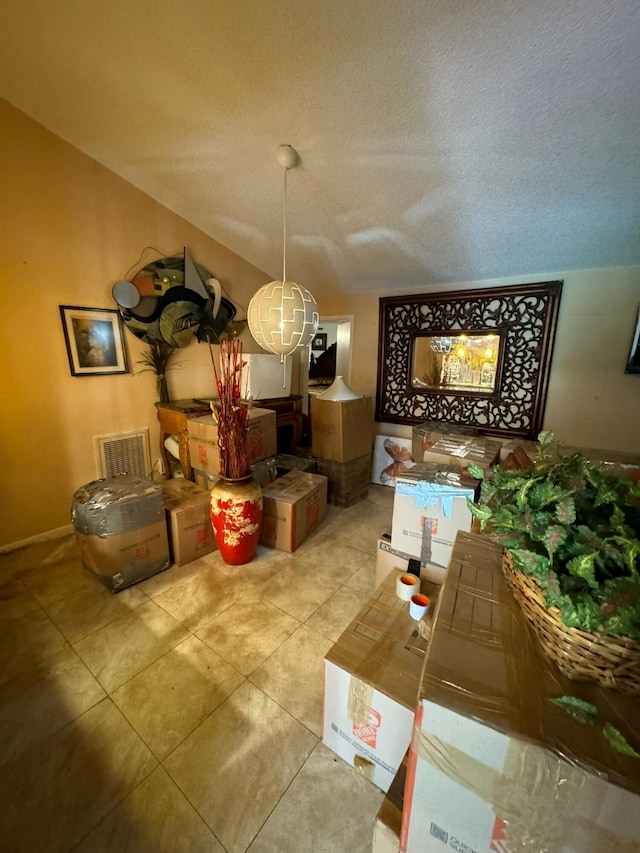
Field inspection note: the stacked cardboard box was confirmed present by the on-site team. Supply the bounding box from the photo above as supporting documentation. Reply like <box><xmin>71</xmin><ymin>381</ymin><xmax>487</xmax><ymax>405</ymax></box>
<box><xmin>162</xmin><ymin>479</ymin><xmax>216</xmax><ymax>566</ymax></box>
<box><xmin>322</xmin><ymin>569</ymin><xmax>441</xmax><ymax>792</ymax></box>
<box><xmin>317</xmin><ymin>454</ymin><xmax>371</xmax><ymax>507</ymax></box>
<box><xmin>411</xmin><ymin>421</ymin><xmax>479</xmax><ymax>463</ymax></box>
<box><xmin>400</xmin><ymin>531</ymin><xmax>640</xmax><ymax>852</ymax></box>
<box><xmin>259</xmin><ymin>469</ymin><xmax>328</xmax><ymax>552</ymax></box>
<box><xmin>419</xmin><ymin>433</ymin><xmax>502</xmax><ymax>476</ymax></box>
<box><xmin>187</xmin><ymin>407</ymin><xmax>277</xmax><ymax>478</ymax></box>
<box><xmin>311</xmin><ymin>395</ymin><xmax>373</xmax><ymax>507</ymax></box>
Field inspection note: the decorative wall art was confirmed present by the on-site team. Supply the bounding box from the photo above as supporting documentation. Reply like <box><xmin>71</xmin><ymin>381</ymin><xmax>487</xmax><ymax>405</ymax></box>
<box><xmin>625</xmin><ymin>307</ymin><xmax>640</xmax><ymax>375</ymax></box>
<box><xmin>112</xmin><ymin>247</ymin><xmax>237</xmax><ymax>348</ymax></box>
<box><xmin>372</xmin><ymin>435</ymin><xmax>415</xmax><ymax>487</ymax></box>
<box><xmin>312</xmin><ymin>333</ymin><xmax>327</xmax><ymax>352</ymax></box>
<box><xmin>60</xmin><ymin>306</ymin><xmax>129</xmax><ymax>376</ymax></box>
<box><xmin>376</xmin><ymin>281</ymin><xmax>563</xmax><ymax>439</ymax></box>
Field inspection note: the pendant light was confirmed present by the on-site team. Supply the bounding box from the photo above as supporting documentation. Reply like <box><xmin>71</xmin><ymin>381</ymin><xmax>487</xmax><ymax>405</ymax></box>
<box><xmin>247</xmin><ymin>145</ymin><xmax>319</xmax><ymax>375</ymax></box>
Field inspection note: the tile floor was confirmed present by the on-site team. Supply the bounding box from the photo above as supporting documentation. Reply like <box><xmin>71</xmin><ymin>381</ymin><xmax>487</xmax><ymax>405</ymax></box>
<box><xmin>0</xmin><ymin>485</ymin><xmax>395</xmax><ymax>853</ymax></box>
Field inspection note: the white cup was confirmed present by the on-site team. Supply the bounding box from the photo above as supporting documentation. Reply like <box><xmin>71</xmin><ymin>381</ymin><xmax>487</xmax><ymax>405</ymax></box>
<box><xmin>409</xmin><ymin>593</ymin><xmax>430</xmax><ymax>620</ymax></box>
<box><xmin>396</xmin><ymin>573</ymin><xmax>420</xmax><ymax>600</ymax></box>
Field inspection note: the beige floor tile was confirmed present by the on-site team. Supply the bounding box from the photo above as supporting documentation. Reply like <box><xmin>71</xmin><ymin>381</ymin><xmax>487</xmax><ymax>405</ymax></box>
<box><xmin>112</xmin><ymin>635</ymin><xmax>244</xmax><ymax>760</ymax></box>
<box><xmin>332</xmin><ymin>505</ymin><xmax>393</xmax><ymax>555</ymax></box>
<box><xmin>0</xmin><ymin>577</ymin><xmax>41</xmax><ymax>621</ymax></box>
<box><xmin>344</xmin><ymin>554</ymin><xmax>378</xmax><ymax>592</ymax></box>
<box><xmin>74</xmin><ymin>765</ymin><xmax>224</xmax><ymax>852</ymax></box>
<box><xmin>0</xmin><ymin>698</ymin><xmax>157</xmax><ymax>853</ymax></box>
<box><xmin>306</xmin><ymin>584</ymin><xmax>366</xmax><ymax>642</ymax></box>
<box><xmin>137</xmin><ymin>556</ymin><xmax>210</xmax><ymax>598</ymax></box>
<box><xmin>250</xmin><ymin>624</ymin><xmax>333</xmax><ymax>736</ymax></box>
<box><xmin>164</xmin><ymin>681</ymin><xmax>317</xmax><ymax>853</ymax></box>
<box><xmin>0</xmin><ymin>647</ymin><xmax>105</xmax><ymax>767</ymax></box>
<box><xmin>258</xmin><ymin>563</ymin><xmax>340</xmax><ymax>621</ymax></box>
<box><xmin>292</xmin><ymin>538</ymin><xmax>370</xmax><ymax>583</ymax></box>
<box><xmin>0</xmin><ymin>607</ymin><xmax>68</xmax><ymax>686</ymax></box>
<box><xmin>0</xmin><ymin>533</ymin><xmax>78</xmax><ymax>580</ymax></box>
<box><xmin>73</xmin><ymin>600</ymin><xmax>190</xmax><ymax>692</ymax></box>
<box><xmin>203</xmin><ymin>543</ymin><xmax>291</xmax><ymax>588</ymax></box>
<box><xmin>248</xmin><ymin>742</ymin><xmax>384</xmax><ymax>853</ymax></box>
<box><xmin>45</xmin><ymin>582</ymin><xmax>148</xmax><ymax>643</ymax></box>
<box><xmin>21</xmin><ymin>556</ymin><xmax>98</xmax><ymax>607</ymax></box>
<box><xmin>152</xmin><ymin>564</ymin><xmax>247</xmax><ymax>632</ymax></box>
<box><xmin>197</xmin><ymin>597</ymin><xmax>301</xmax><ymax>675</ymax></box>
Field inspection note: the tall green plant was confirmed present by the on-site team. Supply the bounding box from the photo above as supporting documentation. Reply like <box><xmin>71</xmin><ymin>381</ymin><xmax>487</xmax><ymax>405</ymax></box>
<box><xmin>468</xmin><ymin>432</ymin><xmax>640</xmax><ymax>638</ymax></box>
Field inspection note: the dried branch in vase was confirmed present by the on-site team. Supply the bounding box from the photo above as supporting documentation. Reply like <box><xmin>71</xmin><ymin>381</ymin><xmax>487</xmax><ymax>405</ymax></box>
<box><xmin>208</xmin><ymin>338</ymin><xmax>252</xmax><ymax>479</ymax></box>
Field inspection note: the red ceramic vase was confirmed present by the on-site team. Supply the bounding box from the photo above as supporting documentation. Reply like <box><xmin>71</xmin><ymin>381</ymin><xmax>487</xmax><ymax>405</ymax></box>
<box><xmin>209</xmin><ymin>475</ymin><xmax>263</xmax><ymax>565</ymax></box>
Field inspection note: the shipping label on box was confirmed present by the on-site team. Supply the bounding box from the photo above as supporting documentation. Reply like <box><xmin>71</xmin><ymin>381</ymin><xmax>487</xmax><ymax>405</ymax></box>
<box><xmin>259</xmin><ymin>470</ymin><xmax>328</xmax><ymax>552</ymax></box>
<box><xmin>391</xmin><ymin>468</ymin><xmax>476</xmax><ymax>563</ymax></box>
<box><xmin>311</xmin><ymin>396</ymin><xmax>373</xmax><ymax>463</ymax></box>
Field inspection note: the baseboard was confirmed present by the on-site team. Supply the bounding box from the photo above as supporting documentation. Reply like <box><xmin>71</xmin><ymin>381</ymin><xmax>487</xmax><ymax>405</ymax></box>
<box><xmin>0</xmin><ymin>524</ymin><xmax>75</xmax><ymax>555</ymax></box>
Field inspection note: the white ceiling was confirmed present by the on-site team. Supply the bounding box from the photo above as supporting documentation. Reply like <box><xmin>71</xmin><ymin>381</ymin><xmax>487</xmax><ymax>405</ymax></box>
<box><xmin>1</xmin><ymin>0</ymin><xmax>639</xmax><ymax>296</ymax></box>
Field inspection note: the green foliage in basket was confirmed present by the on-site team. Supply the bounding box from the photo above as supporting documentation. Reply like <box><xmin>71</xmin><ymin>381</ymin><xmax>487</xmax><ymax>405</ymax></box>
<box><xmin>468</xmin><ymin>432</ymin><xmax>640</xmax><ymax>639</ymax></box>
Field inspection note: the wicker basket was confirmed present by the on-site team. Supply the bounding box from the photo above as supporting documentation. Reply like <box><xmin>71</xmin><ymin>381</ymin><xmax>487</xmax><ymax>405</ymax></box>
<box><xmin>501</xmin><ymin>550</ymin><xmax>640</xmax><ymax>694</ymax></box>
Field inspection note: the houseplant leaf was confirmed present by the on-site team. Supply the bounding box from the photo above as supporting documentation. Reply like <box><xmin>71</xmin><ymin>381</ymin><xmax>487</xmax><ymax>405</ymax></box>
<box><xmin>602</xmin><ymin>723</ymin><xmax>640</xmax><ymax>758</ymax></box>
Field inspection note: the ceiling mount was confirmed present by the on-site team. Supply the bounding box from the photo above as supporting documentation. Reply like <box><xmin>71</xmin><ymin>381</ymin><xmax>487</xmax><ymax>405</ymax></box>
<box><xmin>276</xmin><ymin>144</ymin><xmax>299</xmax><ymax>170</ymax></box>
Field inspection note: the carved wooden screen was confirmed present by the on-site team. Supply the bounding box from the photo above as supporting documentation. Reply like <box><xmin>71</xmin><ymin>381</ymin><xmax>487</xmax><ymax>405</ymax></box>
<box><xmin>375</xmin><ymin>281</ymin><xmax>563</xmax><ymax>439</ymax></box>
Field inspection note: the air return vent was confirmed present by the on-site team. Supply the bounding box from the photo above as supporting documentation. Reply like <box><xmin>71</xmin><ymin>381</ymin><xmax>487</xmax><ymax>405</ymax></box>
<box><xmin>94</xmin><ymin>429</ymin><xmax>151</xmax><ymax>479</ymax></box>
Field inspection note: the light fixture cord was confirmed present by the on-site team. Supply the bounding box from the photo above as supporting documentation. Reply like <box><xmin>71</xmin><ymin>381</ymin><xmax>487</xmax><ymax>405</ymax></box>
<box><xmin>282</xmin><ymin>166</ymin><xmax>288</xmax><ymax>283</ymax></box>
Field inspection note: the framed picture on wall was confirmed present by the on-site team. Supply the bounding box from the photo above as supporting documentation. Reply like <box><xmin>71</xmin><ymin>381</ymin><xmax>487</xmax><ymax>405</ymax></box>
<box><xmin>625</xmin><ymin>307</ymin><xmax>640</xmax><ymax>374</ymax></box>
<box><xmin>312</xmin><ymin>332</ymin><xmax>327</xmax><ymax>352</ymax></box>
<box><xmin>60</xmin><ymin>306</ymin><xmax>129</xmax><ymax>376</ymax></box>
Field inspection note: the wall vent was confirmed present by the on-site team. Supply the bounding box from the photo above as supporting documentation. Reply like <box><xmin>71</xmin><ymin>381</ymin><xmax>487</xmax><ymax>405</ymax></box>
<box><xmin>94</xmin><ymin>429</ymin><xmax>151</xmax><ymax>479</ymax></box>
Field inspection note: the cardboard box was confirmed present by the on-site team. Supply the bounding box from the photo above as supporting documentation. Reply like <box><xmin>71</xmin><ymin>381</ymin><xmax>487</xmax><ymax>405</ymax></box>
<box><xmin>375</xmin><ymin>534</ymin><xmax>447</xmax><ymax>589</ymax></box>
<box><xmin>259</xmin><ymin>470</ymin><xmax>328</xmax><ymax>552</ymax></box>
<box><xmin>317</xmin><ymin>453</ymin><xmax>370</xmax><ymax>507</ymax></box>
<box><xmin>323</xmin><ymin>569</ymin><xmax>440</xmax><ymax>792</ymax></box>
<box><xmin>311</xmin><ymin>396</ymin><xmax>373</xmax><ymax>463</ymax></box>
<box><xmin>71</xmin><ymin>474</ymin><xmax>170</xmax><ymax>592</ymax></box>
<box><xmin>193</xmin><ymin>468</ymin><xmax>217</xmax><ymax>491</ymax></box>
<box><xmin>420</xmin><ymin>434</ymin><xmax>501</xmax><ymax>475</ymax></box>
<box><xmin>411</xmin><ymin>421</ymin><xmax>479</xmax><ymax>463</ymax></box>
<box><xmin>162</xmin><ymin>479</ymin><xmax>216</xmax><ymax>566</ymax></box>
<box><xmin>187</xmin><ymin>407</ymin><xmax>277</xmax><ymax>476</ymax></box>
<box><xmin>250</xmin><ymin>456</ymin><xmax>278</xmax><ymax>487</ymax></box>
<box><xmin>373</xmin><ymin>752</ymin><xmax>407</xmax><ymax>853</ymax></box>
<box><xmin>391</xmin><ymin>464</ymin><xmax>477</xmax><ymax>563</ymax></box>
<box><xmin>559</xmin><ymin>443</ymin><xmax>640</xmax><ymax>483</ymax></box>
<box><xmin>498</xmin><ymin>437</ymin><xmax>539</xmax><ymax>463</ymax></box>
<box><xmin>400</xmin><ymin>531</ymin><xmax>640</xmax><ymax>853</ymax></box>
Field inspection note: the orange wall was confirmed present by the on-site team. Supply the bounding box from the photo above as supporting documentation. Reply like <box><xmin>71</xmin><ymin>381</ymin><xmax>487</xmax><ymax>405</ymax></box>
<box><xmin>0</xmin><ymin>99</ymin><xmax>270</xmax><ymax>548</ymax></box>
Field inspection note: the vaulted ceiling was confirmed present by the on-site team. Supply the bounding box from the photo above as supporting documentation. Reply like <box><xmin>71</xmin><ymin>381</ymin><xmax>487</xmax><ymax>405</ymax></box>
<box><xmin>1</xmin><ymin>0</ymin><xmax>639</xmax><ymax>295</ymax></box>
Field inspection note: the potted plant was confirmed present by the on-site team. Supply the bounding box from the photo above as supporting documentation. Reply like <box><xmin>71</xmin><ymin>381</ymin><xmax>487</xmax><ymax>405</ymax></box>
<box><xmin>468</xmin><ymin>431</ymin><xmax>640</xmax><ymax>692</ymax></box>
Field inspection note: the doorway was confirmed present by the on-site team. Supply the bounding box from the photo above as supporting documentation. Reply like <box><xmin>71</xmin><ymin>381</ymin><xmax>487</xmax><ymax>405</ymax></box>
<box><xmin>302</xmin><ymin>315</ymin><xmax>354</xmax><ymax>412</ymax></box>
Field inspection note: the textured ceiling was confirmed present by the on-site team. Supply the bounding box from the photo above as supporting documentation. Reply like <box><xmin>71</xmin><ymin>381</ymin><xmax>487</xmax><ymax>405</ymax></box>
<box><xmin>1</xmin><ymin>0</ymin><xmax>639</xmax><ymax>295</ymax></box>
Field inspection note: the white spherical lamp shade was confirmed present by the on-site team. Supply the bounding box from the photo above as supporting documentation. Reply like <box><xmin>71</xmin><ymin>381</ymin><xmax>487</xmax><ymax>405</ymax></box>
<box><xmin>247</xmin><ymin>280</ymin><xmax>319</xmax><ymax>358</ymax></box>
